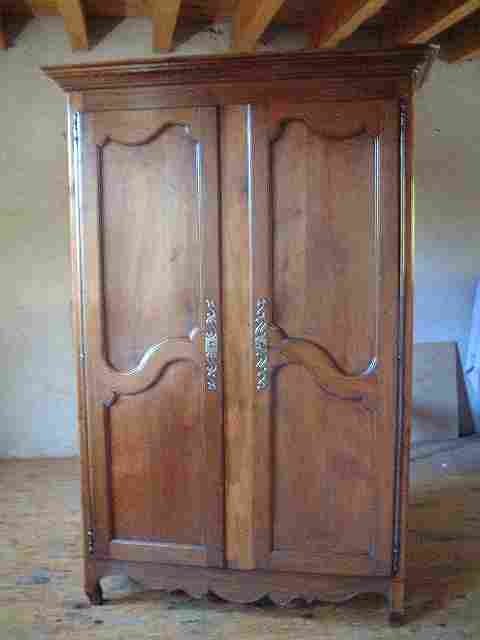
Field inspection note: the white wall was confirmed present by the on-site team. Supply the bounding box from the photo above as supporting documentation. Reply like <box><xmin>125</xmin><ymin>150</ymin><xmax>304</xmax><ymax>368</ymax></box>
<box><xmin>0</xmin><ymin>18</ymin><xmax>478</xmax><ymax>456</ymax></box>
<box><xmin>414</xmin><ymin>60</ymin><xmax>480</xmax><ymax>429</ymax></box>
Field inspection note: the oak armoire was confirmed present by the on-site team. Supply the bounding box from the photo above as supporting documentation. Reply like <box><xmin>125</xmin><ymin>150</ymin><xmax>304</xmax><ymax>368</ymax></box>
<box><xmin>44</xmin><ymin>46</ymin><xmax>435</xmax><ymax>623</ymax></box>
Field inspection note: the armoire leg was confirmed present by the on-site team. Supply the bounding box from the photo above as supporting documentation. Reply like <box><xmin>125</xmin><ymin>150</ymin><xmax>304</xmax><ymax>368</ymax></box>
<box><xmin>86</xmin><ymin>580</ymin><xmax>103</xmax><ymax>606</ymax></box>
<box><xmin>388</xmin><ymin>579</ymin><xmax>405</xmax><ymax>625</ymax></box>
<box><xmin>85</xmin><ymin>560</ymin><xmax>104</xmax><ymax>605</ymax></box>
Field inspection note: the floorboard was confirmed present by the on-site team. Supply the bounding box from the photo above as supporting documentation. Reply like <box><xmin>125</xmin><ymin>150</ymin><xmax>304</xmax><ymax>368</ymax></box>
<box><xmin>1</xmin><ymin>443</ymin><xmax>480</xmax><ymax>637</ymax></box>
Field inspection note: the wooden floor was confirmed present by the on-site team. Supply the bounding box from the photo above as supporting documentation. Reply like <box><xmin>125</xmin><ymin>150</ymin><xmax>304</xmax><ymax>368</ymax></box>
<box><xmin>2</xmin><ymin>440</ymin><xmax>480</xmax><ymax>639</ymax></box>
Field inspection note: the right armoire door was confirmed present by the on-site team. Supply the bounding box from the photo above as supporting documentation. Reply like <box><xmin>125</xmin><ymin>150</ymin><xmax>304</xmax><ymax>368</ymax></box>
<box><xmin>249</xmin><ymin>99</ymin><xmax>401</xmax><ymax>577</ymax></box>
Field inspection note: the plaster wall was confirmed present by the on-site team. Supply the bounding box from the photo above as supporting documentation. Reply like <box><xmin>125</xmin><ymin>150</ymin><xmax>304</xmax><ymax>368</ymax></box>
<box><xmin>415</xmin><ymin>60</ymin><xmax>480</xmax><ymax>430</ymax></box>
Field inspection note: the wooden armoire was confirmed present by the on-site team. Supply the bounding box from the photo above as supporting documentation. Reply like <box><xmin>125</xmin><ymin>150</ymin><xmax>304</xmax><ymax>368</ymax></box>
<box><xmin>44</xmin><ymin>46</ymin><xmax>435</xmax><ymax>622</ymax></box>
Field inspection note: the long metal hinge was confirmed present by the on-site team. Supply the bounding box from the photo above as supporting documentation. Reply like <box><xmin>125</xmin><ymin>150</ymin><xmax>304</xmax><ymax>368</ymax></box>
<box><xmin>392</xmin><ymin>97</ymin><xmax>408</xmax><ymax>580</ymax></box>
<box><xmin>87</xmin><ymin>528</ymin><xmax>95</xmax><ymax>555</ymax></box>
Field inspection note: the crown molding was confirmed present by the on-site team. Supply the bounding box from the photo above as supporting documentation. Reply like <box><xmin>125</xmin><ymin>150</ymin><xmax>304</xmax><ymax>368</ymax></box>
<box><xmin>43</xmin><ymin>46</ymin><xmax>438</xmax><ymax>94</ymax></box>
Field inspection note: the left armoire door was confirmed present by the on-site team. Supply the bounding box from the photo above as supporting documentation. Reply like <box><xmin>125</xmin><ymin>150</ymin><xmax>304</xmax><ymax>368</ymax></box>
<box><xmin>77</xmin><ymin>107</ymin><xmax>224</xmax><ymax>567</ymax></box>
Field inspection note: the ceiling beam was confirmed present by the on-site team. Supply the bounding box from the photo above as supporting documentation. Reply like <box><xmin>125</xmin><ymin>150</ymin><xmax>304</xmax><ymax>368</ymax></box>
<box><xmin>151</xmin><ymin>0</ymin><xmax>182</xmax><ymax>52</ymax></box>
<box><xmin>232</xmin><ymin>0</ymin><xmax>287</xmax><ymax>52</ymax></box>
<box><xmin>57</xmin><ymin>0</ymin><xmax>89</xmax><ymax>51</ymax></box>
<box><xmin>445</xmin><ymin>33</ymin><xmax>480</xmax><ymax>61</ymax></box>
<box><xmin>442</xmin><ymin>13</ymin><xmax>480</xmax><ymax>61</ymax></box>
<box><xmin>311</xmin><ymin>0</ymin><xmax>388</xmax><ymax>48</ymax></box>
<box><xmin>393</xmin><ymin>0</ymin><xmax>480</xmax><ymax>45</ymax></box>
<box><xmin>0</xmin><ymin>15</ymin><xmax>7</xmax><ymax>49</ymax></box>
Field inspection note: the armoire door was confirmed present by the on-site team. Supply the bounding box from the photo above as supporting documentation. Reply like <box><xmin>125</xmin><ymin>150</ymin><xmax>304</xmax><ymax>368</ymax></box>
<box><xmin>79</xmin><ymin>107</ymin><xmax>224</xmax><ymax>567</ymax></box>
<box><xmin>249</xmin><ymin>100</ymin><xmax>401</xmax><ymax>576</ymax></box>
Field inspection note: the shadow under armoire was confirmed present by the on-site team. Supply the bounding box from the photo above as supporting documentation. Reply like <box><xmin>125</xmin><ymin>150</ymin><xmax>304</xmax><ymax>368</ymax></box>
<box><xmin>44</xmin><ymin>46</ymin><xmax>435</xmax><ymax>623</ymax></box>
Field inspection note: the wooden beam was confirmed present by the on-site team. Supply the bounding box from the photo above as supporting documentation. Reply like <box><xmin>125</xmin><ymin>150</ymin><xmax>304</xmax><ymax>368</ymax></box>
<box><xmin>151</xmin><ymin>0</ymin><xmax>182</xmax><ymax>52</ymax></box>
<box><xmin>232</xmin><ymin>0</ymin><xmax>287</xmax><ymax>52</ymax></box>
<box><xmin>0</xmin><ymin>15</ymin><xmax>7</xmax><ymax>49</ymax></box>
<box><xmin>311</xmin><ymin>0</ymin><xmax>388</xmax><ymax>48</ymax></box>
<box><xmin>442</xmin><ymin>13</ymin><xmax>480</xmax><ymax>61</ymax></box>
<box><xmin>58</xmin><ymin>0</ymin><xmax>88</xmax><ymax>50</ymax></box>
<box><xmin>393</xmin><ymin>0</ymin><xmax>480</xmax><ymax>45</ymax></box>
<box><xmin>445</xmin><ymin>34</ymin><xmax>480</xmax><ymax>62</ymax></box>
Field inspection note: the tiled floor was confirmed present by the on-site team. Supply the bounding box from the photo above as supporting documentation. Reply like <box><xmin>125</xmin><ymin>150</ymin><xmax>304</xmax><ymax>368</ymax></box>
<box><xmin>1</xmin><ymin>440</ymin><xmax>480</xmax><ymax>639</ymax></box>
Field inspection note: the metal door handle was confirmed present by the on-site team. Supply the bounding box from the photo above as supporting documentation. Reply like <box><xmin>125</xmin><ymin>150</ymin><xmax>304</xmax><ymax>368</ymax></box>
<box><xmin>255</xmin><ymin>297</ymin><xmax>269</xmax><ymax>391</ymax></box>
<box><xmin>205</xmin><ymin>299</ymin><xmax>218</xmax><ymax>391</ymax></box>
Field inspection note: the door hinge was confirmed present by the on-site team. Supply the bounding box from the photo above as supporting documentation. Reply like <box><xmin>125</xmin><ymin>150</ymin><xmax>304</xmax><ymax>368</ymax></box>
<box><xmin>73</xmin><ymin>113</ymin><xmax>80</xmax><ymax>143</ymax></box>
<box><xmin>400</xmin><ymin>99</ymin><xmax>408</xmax><ymax>131</ymax></box>
<box><xmin>392</xmin><ymin>543</ymin><xmax>401</xmax><ymax>574</ymax></box>
<box><xmin>397</xmin><ymin>340</ymin><xmax>403</xmax><ymax>362</ymax></box>
<box><xmin>87</xmin><ymin>528</ymin><xmax>95</xmax><ymax>555</ymax></box>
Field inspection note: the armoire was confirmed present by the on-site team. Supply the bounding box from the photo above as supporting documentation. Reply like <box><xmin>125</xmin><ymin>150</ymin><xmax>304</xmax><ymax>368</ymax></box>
<box><xmin>44</xmin><ymin>45</ymin><xmax>435</xmax><ymax>623</ymax></box>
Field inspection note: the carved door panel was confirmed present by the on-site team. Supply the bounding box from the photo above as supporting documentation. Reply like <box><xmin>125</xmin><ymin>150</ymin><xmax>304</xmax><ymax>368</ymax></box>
<box><xmin>249</xmin><ymin>101</ymin><xmax>400</xmax><ymax>576</ymax></box>
<box><xmin>80</xmin><ymin>108</ymin><xmax>223</xmax><ymax>567</ymax></box>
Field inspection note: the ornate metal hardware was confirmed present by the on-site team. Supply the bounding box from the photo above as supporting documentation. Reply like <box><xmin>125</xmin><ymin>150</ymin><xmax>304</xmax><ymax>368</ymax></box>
<box><xmin>255</xmin><ymin>297</ymin><xmax>269</xmax><ymax>391</ymax></box>
<box><xmin>205</xmin><ymin>299</ymin><xmax>218</xmax><ymax>391</ymax></box>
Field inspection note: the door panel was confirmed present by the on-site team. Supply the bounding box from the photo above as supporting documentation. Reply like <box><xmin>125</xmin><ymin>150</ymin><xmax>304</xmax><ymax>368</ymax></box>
<box><xmin>272</xmin><ymin>365</ymin><xmax>376</xmax><ymax>554</ymax></box>
<box><xmin>81</xmin><ymin>107</ymin><xmax>223</xmax><ymax>567</ymax></box>
<box><xmin>250</xmin><ymin>100</ymin><xmax>399</xmax><ymax>576</ymax></box>
<box><xmin>271</xmin><ymin>121</ymin><xmax>378</xmax><ymax>375</ymax></box>
<box><xmin>110</xmin><ymin>363</ymin><xmax>204</xmax><ymax>546</ymax></box>
<box><xmin>99</xmin><ymin>124</ymin><xmax>202</xmax><ymax>371</ymax></box>
<box><xmin>270</xmin><ymin>365</ymin><xmax>378</xmax><ymax>574</ymax></box>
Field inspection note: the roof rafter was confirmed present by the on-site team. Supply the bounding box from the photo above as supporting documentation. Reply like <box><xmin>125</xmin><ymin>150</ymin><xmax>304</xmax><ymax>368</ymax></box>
<box><xmin>0</xmin><ymin>0</ymin><xmax>477</xmax><ymax>64</ymax></box>
<box><xmin>232</xmin><ymin>0</ymin><xmax>288</xmax><ymax>52</ymax></box>
<box><xmin>151</xmin><ymin>0</ymin><xmax>182</xmax><ymax>52</ymax></box>
<box><xmin>393</xmin><ymin>0</ymin><xmax>480</xmax><ymax>44</ymax></box>
<box><xmin>311</xmin><ymin>0</ymin><xmax>389</xmax><ymax>48</ymax></box>
<box><xmin>441</xmin><ymin>11</ymin><xmax>480</xmax><ymax>61</ymax></box>
<box><xmin>57</xmin><ymin>0</ymin><xmax>89</xmax><ymax>51</ymax></box>
<box><xmin>0</xmin><ymin>14</ymin><xmax>7</xmax><ymax>49</ymax></box>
